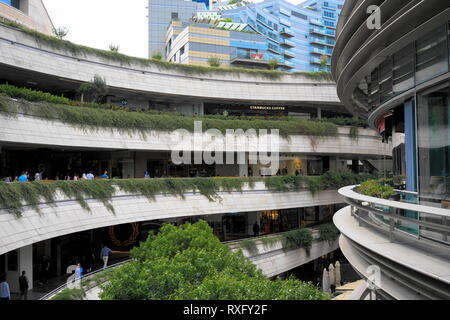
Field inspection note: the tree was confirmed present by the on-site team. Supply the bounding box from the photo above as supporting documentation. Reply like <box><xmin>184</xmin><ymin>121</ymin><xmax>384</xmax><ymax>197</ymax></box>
<box><xmin>78</xmin><ymin>75</ymin><xmax>108</xmax><ymax>103</ymax></box>
<box><xmin>53</xmin><ymin>26</ymin><xmax>69</xmax><ymax>39</ymax></box>
<box><xmin>100</xmin><ymin>221</ymin><xmax>328</xmax><ymax>300</ymax></box>
<box><xmin>268</xmin><ymin>59</ymin><xmax>279</xmax><ymax>70</ymax></box>
<box><xmin>151</xmin><ymin>52</ymin><xmax>163</xmax><ymax>60</ymax></box>
<box><xmin>207</xmin><ymin>57</ymin><xmax>221</xmax><ymax>67</ymax></box>
<box><xmin>320</xmin><ymin>55</ymin><xmax>329</xmax><ymax>71</ymax></box>
<box><xmin>109</xmin><ymin>44</ymin><xmax>120</xmax><ymax>52</ymax></box>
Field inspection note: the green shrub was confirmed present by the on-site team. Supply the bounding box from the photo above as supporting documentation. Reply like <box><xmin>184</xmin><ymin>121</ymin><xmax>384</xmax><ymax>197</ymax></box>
<box><xmin>281</xmin><ymin>228</ymin><xmax>314</xmax><ymax>253</ymax></box>
<box><xmin>268</xmin><ymin>59</ymin><xmax>279</xmax><ymax>70</ymax></box>
<box><xmin>51</xmin><ymin>288</ymin><xmax>86</xmax><ymax>300</ymax></box>
<box><xmin>151</xmin><ymin>52</ymin><xmax>162</xmax><ymax>60</ymax></box>
<box><xmin>207</xmin><ymin>57</ymin><xmax>221</xmax><ymax>67</ymax></box>
<box><xmin>317</xmin><ymin>223</ymin><xmax>340</xmax><ymax>242</ymax></box>
<box><xmin>358</xmin><ymin>179</ymin><xmax>396</xmax><ymax>199</ymax></box>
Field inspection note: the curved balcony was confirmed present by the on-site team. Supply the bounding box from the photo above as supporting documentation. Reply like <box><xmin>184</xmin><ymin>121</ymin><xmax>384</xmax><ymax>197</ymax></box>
<box><xmin>0</xmin><ymin>182</ymin><xmax>343</xmax><ymax>257</ymax></box>
<box><xmin>0</xmin><ymin>23</ymin><xmax>339</xmax><ymax>105</ymax></box>
<box><xmin>334</xmin><ymin>185</ymin><xmax>450</xmax><ymax>300</ymax></box>
<box><xmin>228</xmin><ymin>228</ymin><xmax>339</xmax><ymax>278</ymax></box>
<box><xmin>0</xmin><ymin>111</ymin><xmax>392</xmax><ymax>157</ymax></box>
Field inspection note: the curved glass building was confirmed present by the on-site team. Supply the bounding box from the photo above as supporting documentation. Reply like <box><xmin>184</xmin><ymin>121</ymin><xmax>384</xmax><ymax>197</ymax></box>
<box><xmin>332</xmin><ymin>0</ymin><xmax>450</xmax><ymax>299</ymax></box>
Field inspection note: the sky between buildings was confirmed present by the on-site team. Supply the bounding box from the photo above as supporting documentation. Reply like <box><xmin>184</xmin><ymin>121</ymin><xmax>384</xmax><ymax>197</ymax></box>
<box><xmin>43</xmin><ymin>0</ymin><xmax>306</xmax><ymax>58</ymax></box>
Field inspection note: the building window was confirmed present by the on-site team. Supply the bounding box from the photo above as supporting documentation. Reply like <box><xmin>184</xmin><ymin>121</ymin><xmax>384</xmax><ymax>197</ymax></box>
<box><xmin>415</xmin><ymin>25</ymin><xmax>448</xmax><ymax>84</ymax></box>
<box><xmin>291</xmin><ymin>11</ymin><xmax>307</xmax><ymax>20</ymax></box>
<box><xmin>180</xmin><ymin>45</ymin><xmax>185</xmax><ymax>56</ymax></box>
<box><xmin>171</xmin><ymin>12</ymin><xmax>179</xmax><ymax>19</ymax></box>
<box><xmin>0</xmin><ymin>0</ymin><xmax>20</xmax><ymax>10</ymax></box>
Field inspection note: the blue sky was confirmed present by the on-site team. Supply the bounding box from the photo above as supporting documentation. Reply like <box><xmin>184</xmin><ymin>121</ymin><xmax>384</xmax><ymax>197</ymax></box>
<box><xmin>43</xmin><ymin>0</ymin><xmax>305</xmax><ymax>58</ymax></box>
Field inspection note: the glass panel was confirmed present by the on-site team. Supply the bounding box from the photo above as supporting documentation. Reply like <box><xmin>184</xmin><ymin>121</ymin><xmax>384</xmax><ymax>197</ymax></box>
<box><xmin>379</xmin><ymin>57</ymin><xmax>393</xmax><ymax>103</ymax></box>
<box><xmin>393</xmin><ymin>43</ymin><xmax>415</xmax><ymax>94</ymax></box>
<box><xmin>416</xmin><ymin>25</ymin><xmax>448</xmax><ymax>83</ymax></box>
<box><xmin>417</xmin><ymin>82</ymin><xmax>450</xmax><ymax>204</ymax></box>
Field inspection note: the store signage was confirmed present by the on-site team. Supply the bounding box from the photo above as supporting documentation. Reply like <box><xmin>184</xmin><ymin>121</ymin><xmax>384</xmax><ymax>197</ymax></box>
<box><xmin>249</xmin><ymin>106</ymin><xmax>286</xmax><ymax>111</ymax></box>
<box><xmin>251</xmin><ymin>53</ymin><xmax>264</xmax><ymax>60</ymax></box>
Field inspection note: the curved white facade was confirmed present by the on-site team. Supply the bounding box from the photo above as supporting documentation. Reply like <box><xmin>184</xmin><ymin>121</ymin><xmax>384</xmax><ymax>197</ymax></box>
<box><xmin>0</xmin><ymin>184</ymin><xmax>342</xmax><ymax>256</ymax></box>
<box><xmin>0</xmin><ymin>24</ymin><xmax>340</xmax><ymax>105</ymax></box>
<box><xmin>0</xmin><ymin>112</ymin><xmax>392</xmax><ymax>156</ymax></box>
<box><xmin>230</xmin><ymin>230</ymin><xmax>339</xmax><ymax>278</ymax></box>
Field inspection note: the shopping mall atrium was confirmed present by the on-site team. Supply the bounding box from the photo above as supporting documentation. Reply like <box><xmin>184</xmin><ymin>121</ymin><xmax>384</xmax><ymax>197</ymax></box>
<box><xmin>0</xmin><ymin>0</ymin><xmax>449</xmax><ymax>301</ymax></box>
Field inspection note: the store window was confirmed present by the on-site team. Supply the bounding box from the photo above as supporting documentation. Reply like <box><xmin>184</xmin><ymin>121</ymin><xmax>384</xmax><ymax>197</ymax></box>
<box><xmin>417</xmin><ymin>82</ymin><xmax>450</xmax><ymax>203</ymax></box>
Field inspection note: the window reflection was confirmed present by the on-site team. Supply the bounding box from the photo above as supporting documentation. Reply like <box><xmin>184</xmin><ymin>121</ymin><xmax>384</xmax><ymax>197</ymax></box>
<box><xmin>417</xmin><ymin>82</ymin><xmax>450</xmax><ymax>203</ymax></box>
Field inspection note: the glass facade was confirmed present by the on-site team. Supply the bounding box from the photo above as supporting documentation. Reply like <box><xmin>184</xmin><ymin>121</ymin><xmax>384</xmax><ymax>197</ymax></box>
<box><xmin>417</xmin><ymin>82</ymin><xmax>450</xmax><ymax>202</ymax></box>
<box><xmin>0</xmin><ymin>0</ymin><xmax>20</xmax><ymax>9</ymax></box>
<box><xmin>362</xmin><ymin>24</ymin><xmax>450</xmax><ymax>115</ymax></box>
<box><xmin>219</xmin><ymin>0</ymin><xmax>344</xmax><ymax>72</ymax></box>
<box><xmin>370</xmin><ymin>22</ymin><xmax>450</xmax><ymax>243</ymax></box>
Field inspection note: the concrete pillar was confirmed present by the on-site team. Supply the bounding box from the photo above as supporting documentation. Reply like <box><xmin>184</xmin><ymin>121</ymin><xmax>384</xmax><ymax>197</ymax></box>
<box><xmin>317</xmin><ymin>107</ymin><xmax>322</xmax><ymax>119</ymax></box>
<box><xmin>6</xmin><ymin>245</ymin><xmax>33</xmax><ymax>293</ymax></box>
<box><xmin>239</xmin><ymin>153</ymin><xmax>248</xmax><ymax>177</ymax></box>
<box><xmin>352</xmin><ymin>160</ymin><xmax>359</xmax><ymax>173</ymax></box>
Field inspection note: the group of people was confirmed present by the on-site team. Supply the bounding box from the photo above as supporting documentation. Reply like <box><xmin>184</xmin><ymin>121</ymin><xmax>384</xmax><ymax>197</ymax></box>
<box><xmin>2</xmin><ymin>170</ymin><xmax>110</xmax><ymax>183</ymax></box>
<box><xmin>0</xmin><ymin>244</ymin><xmax>116</xmax><ymax>301</ymax></box>
<box><xmin>0</xmin><ymin>271</ymin><xmax>29</xmax><ymax>301</ymax></box>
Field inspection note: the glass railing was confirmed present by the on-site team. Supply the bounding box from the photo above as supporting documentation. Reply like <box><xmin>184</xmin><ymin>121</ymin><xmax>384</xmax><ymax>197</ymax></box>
<box><xmin>280</xmin><ymin>39</ymin><xmax>295</xmax><ymax>47</ymax></box>
<box><xmin>339</xmin><ymin>185</ymin><xmax>450</xmax><ymax>246</ymax></box>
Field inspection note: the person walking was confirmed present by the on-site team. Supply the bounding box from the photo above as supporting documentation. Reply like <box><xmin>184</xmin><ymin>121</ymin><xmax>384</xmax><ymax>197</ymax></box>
<box><xmin>74</xmin><ymin>263</ymin><xmax>83</xmax><ymax>289</ymax></box>
<box><xmin>0</xmin><ymin>276</ymin><xmax>11</xmax><ymax>300</ymax></box>
<box><xmin>253</xmin><ymin>221</ymin><xmax>260</xmax><ymax>237</ymax></box>
<box><xmin>100</xmin><ymin>245</ymin><xmax>113</xmax><ymax>269</ymax></box>
<box><xmin>18</xmin><ymin>271</ymin><xmax>29</xmax><ymax>300</ymax></box>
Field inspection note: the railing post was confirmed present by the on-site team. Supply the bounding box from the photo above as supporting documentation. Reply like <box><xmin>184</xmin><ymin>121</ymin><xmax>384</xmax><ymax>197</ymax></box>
<box><xmin>389</xmin><ymin>218</ymin><xmax>395</xmax><ymax>242</ymax></box>
<box><xmin>443</xmin><ymin>216</ymin><xmax>449</xmax><ymax>243</ymax></box>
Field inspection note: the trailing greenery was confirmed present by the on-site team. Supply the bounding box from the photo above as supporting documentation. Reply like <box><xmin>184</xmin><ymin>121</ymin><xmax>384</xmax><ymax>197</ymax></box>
<box><xmin>0</xmin><ymin>94</ymin><xmax>340</xmax><ymax>138</ymax></box>
<box><xmin>314</xmin><ymin>117</ymin><xmax>368</xmax><ymax>127</ymax></box>
<box><xmin>0</xmin><ymin>172</ymin><xmax>374</xmax><ymax>216</ymax></box>
<box><xmin>100</xmin><ymin>221</ymin><xmax>327</xmax><ymax>300</ymax></box>
<box><xmin>317</xmin><ymin>223</ymin><xmax>340</xmax><ymax>242</ymax></box>
<box><xmin>0</xmin><ymin>18</ymin><xmax>334</xmax><ymax>81</ymax></box>
<box><xmin>281</xmin><ymin>228</ymin><xmax>314</xmax><ymax>254</ymax></box>
<box><xmin>349</xmin><ymin>126</ymin><xmax>359</xmax><ymax>140</ymax></box>
<box><xmin>259</xmin><ymin>235</ymin><xmax>281</xmax><ymax>249</ymax></box>
<box><xmin>239</xmin><ymin>238</ymin><xmax>259</xmax><ymax>255</ymax></box>
<box><xmin>51</xmin><ymin>288</ymin><xmax>86</xmax><ymax>300</ymax></box>
<box><xmin>263</xmin><ymin>171</ymin><xmax>376</xmax><ymax>194</ymax></box>
<box><xmin>358</xmin><ymin>179</ymin><xmax>396</xmax><ymax>199</ymax></box>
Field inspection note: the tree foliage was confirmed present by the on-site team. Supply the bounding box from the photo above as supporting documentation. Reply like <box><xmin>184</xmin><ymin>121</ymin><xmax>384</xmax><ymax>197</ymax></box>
<box><xmin>100</xmin><ymin>221</ymin><xmax>327</xmax><ymax>300</ymax></box>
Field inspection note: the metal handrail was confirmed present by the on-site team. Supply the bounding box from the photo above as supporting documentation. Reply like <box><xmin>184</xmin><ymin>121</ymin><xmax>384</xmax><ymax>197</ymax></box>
<box><xmin>339</xmin><ymin>185</ymin><xmax>450</xmax><ymax>246</ymax></box>
<box><xmin>339</xmin><ymin>185</ymin><xmax>450</xmax><ymax>218</ymax></box>
<box><xmin>39</xmin><ymin>259</ymin><xmax>131</xmax><ymax>300</ymax></box>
